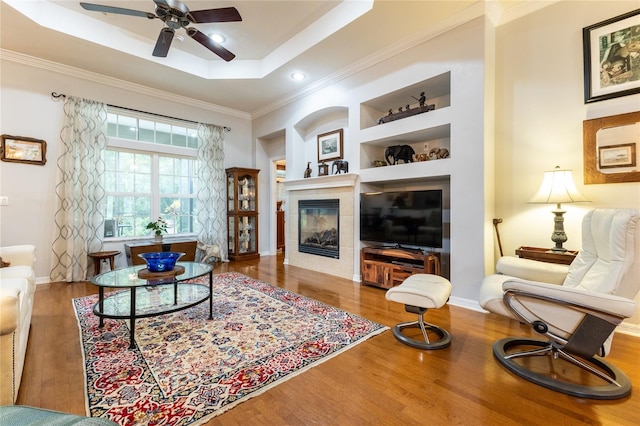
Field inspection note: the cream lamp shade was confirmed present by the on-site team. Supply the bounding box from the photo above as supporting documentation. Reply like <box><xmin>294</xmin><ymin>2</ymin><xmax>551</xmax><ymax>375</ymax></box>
<box><xmin>528</xmin><ymin>166</ymin><xmax>589</xmax><ymax>252</ymax></box>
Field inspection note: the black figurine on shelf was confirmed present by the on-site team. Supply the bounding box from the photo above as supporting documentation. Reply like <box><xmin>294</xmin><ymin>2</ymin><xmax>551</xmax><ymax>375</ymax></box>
<box><xmin>413</xmin><ymin>91</ymin><xmax>426</xmax><ymax>107</ymax></box>
<box><xmin>304</xmin><ymin>162</ymin><xmax>312</xmax><ymax>178</ymax></box>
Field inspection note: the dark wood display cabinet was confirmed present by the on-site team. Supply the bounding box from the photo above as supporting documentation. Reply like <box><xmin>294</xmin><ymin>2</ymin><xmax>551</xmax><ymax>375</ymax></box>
<box><xmin>361</xmin><ymin>246</ymin><xmax>440</xmax><ymax>289</ymax></box>
<box><xmin>226</xmin><ymin>167</ymin><xmax>260</xmax><ymax>261</ymax></box>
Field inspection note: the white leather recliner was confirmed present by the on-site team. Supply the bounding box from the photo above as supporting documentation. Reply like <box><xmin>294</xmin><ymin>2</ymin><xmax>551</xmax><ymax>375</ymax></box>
<box><xmin>479</xmin><ymin>209</ymin><xmax>640</xmax><ymax>399</ymax></box>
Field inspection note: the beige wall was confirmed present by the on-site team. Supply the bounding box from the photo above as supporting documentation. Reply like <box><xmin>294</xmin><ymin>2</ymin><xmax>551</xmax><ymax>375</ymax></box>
<box><xmin>494</xmin><ymin>1</ymin><xmax>640</xmax><ymax>257</ymax></box>
<box><xmin>495</xmin><ymin>1</ymin><xmax>640</xmax><ymax>325</ymax></box>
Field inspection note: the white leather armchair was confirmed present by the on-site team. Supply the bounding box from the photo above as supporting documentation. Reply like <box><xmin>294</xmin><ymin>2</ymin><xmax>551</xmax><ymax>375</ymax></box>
<box><xmin>479</xmin><ymin>209</ymin><xmax>640</xmax><ymax>399</ymax></box>
<box><xmin>0</xmin><ymin>244</ymin><xmax>36</xmax><ymax>405</ymax></box>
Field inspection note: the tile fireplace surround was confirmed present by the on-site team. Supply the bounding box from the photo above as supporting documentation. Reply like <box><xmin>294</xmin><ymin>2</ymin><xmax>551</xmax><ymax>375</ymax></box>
<box><xmin>283</xmin><ymin>173</ymin><xmax>358</xmax><ymax>280</ymax></box>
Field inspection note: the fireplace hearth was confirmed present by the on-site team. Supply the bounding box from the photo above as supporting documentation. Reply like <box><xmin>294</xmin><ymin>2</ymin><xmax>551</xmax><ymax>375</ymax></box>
<box><xmin>298</xmin><ymin>199</ymin><xmax>339</xmax><ymax>259</ymax></box>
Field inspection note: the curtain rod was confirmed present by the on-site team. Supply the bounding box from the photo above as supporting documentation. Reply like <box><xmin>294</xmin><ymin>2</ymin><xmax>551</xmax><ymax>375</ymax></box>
<box><xmin>51</xmin><ymin>92</ymin><xmax>231</xmax><ymax>132</ymax></box>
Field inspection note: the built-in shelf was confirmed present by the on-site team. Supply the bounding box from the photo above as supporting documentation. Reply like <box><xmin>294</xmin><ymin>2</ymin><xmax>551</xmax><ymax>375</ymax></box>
<box><xmin>359</xmin><ymin>159</ymin><xmax>451</xmax><ymax>184</ymax></box>
<box><xmin>357</xmin><ymin>71</ymin><xmax>453</xmax><ymax>182</ymax></box>
<box><xmin>360</xmin><ymin>71</ymin><xmax>451</xmax><ymax>130</ymax></box>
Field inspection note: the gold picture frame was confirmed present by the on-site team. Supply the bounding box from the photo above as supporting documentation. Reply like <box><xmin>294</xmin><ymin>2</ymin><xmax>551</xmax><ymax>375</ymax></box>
<box><xmin>317</xmin><ymin>129</ymin><xmax>343</xmax><ymax>162</ymax></box>
<box><xmin>583</xmin><ymin>111</ymin><xmax>640</xmax><ymax>184</ymax></box>
<box><xmin>0</xmin><ymin>135</ymin><xmax>47</xmax><ymax>166</ymax></box>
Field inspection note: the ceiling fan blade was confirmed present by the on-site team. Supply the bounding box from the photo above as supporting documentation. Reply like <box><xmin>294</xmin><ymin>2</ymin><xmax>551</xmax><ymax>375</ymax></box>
<box><xmin>153</xmin><ymin>27</ymin><xmax>175</xmax><ymax>57</ymax></box>
<box><xmin>189</xmin><ymin>7</ymin><xmax>242</xmax><ymax>23</ymax></box>
<box><xmin>80</xmin><ymin>2</ymin><xmax>156</xmax><ymax>19</ymax></box>
<box><xmin>187</xmin><ymin>28</ymin><xmax>236</xmax><ymax>61</ymax></box>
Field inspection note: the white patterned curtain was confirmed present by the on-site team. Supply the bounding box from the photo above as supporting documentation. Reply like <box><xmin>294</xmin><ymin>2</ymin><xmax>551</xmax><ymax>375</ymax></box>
<box><xmin>196</xmin><ymin>123</ymin><xmax>228</xmax><ymax>261</ymax></box>
<box><xmin>50</xmin><ymin>96</ymin><xmax>107</xmax><ymax>282</ymax></box>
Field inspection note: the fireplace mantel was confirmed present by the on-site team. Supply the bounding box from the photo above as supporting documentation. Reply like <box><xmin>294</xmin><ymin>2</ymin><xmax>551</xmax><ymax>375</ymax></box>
<box><xmin>283</xmin><ymin>173</ymin><xmax>358</xmax><ymax>281</ymax></box>
<box><xmin>283</xmin><ymin>173</ymin><xmax>358</xmax><ymax>192</ymax></box>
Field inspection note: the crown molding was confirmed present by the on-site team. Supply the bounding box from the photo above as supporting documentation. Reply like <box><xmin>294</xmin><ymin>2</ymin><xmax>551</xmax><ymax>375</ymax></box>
<box><xmin>251</xmin><ymin>2</ymin><xmax>486</xmax><ymax>119</ymax></box>
<box><xmin>0</xmin><ymin>49</ymin><xmax>251</xmax><ymax>120</ymax></box>
<box><xmin>496</xmin><ymin>0</ymin><xmax>559</xmax><ymax>26</ymax></box>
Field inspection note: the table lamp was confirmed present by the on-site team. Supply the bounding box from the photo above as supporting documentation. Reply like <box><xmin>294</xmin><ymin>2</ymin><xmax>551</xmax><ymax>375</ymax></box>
<box><xmin>528</xmin><ymin>166</ymin><xmax>589</xmax><ymax>252</ymax></box>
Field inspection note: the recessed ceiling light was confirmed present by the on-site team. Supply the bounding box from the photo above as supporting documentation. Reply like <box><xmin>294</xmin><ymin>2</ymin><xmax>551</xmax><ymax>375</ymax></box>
<box><xmin>291</xmin><ymin>72</ymin><xmax>305</xmax><ymax>81</ymax></box>
<box><xmin>209</xmin><ymin>33</ymin><xmax>225</xmax><ymax>44</ymax></box>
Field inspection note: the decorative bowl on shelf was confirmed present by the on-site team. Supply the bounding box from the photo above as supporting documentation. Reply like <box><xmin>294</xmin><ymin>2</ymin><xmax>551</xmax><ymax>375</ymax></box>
<box><xmin>138</xmin><ymin>252</ymin><xmax>185</xmax><ymax>272</ymax></box>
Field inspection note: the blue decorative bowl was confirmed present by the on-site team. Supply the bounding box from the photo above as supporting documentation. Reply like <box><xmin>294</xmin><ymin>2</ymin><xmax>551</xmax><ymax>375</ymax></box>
<box><xmin>138</xmin><ymin>252</ymin><xmax>185</xmax><ymax>272</ymax></box>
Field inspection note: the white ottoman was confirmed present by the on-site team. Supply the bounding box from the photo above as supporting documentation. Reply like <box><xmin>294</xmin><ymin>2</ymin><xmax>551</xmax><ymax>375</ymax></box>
<box><xmin>385</xmin><ymin>274</ymin><xmax>452</xmax><ymax>350</ymax></box>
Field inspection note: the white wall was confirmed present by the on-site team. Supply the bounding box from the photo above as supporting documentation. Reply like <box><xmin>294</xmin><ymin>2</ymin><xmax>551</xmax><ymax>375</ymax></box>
<box><xmin>0</xmin><ymin>59</ymin><xmax>252</xmax><ymax>280</ymax></box>
<box><xmin>252</xmin><ymin>18</ymin><xmax>489</xmax><ymax>303</ymax></box>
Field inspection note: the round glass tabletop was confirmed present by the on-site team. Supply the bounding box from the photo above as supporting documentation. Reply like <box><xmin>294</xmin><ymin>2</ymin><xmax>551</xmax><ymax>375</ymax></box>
<box><xmin>91</xmin><ymin>261</ymin><xmax>213</xmax><ymax>288</ymax></box>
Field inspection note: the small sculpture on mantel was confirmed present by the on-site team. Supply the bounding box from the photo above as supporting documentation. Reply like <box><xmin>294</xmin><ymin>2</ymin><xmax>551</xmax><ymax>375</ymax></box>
<box><xmin>332</xmin><ymin>159</ymin><xmax>349</xmax><ymax>174</ymax></box>
<box><xmin>304</xmin><ymin>162</ymin><xmax>312</xmax><ymax>178</ymax></box>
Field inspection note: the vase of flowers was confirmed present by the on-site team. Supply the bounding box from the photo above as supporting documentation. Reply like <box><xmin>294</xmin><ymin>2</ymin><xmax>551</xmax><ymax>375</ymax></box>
<box><xmin>146</xmin><ymin>217</ymin><xmax>168</xmax><ymax>242</ymax></box>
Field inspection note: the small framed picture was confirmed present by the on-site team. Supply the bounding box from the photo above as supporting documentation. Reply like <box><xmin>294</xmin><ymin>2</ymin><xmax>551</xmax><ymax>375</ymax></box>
<box><xmin>598</xmin><ymin>143</ymin><xmax>636</xmax><ymax>168</ymax></box>
<box><xmin>582</xmin><ymin>9</ymin><xmax>640</xmax><ymax>103</ymax></box>
<box><xmin>583</xmin><ymin>111</ymin><xmax>640</xmax><ymax>184</ymax></box>
<box><xmin>317</xmin><ymin>129</ymin><xmax>343</xmax><ymax>162</ymax></box>
<box><xmin>0</xmin><ymin>135</ymin><xmax>47</xmax><ymax>166</ymax></box>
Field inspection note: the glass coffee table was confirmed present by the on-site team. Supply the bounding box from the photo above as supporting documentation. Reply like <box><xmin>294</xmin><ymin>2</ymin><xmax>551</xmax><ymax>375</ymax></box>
<box><xmin>91</xmin><ymin>262</ymin><xmax>213</xmax><ymax>349</ymax></box>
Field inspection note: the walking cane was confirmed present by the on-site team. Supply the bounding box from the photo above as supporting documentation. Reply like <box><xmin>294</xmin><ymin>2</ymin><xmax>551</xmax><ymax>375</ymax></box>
<box><xmin>493</xmin><ymin>218</ymin><xmax>504</xmax><ymax>257</ymax></box>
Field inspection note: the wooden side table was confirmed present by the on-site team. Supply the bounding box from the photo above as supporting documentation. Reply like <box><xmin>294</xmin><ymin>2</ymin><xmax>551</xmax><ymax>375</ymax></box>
<box><xmin>515</xmin><ymin>246</ymin><xmax>578</xmax><ymax>265</ymax></box>
<box><xmin>88</xmin><ymin>250</ymin><xmax>121</xmax><ymax>275</ymax></box>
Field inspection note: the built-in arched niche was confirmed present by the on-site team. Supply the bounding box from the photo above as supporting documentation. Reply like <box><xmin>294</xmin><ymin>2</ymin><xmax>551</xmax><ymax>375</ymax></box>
<box><xmin>293</xmin><ymin>106</ymin><xmax>349</xmax><ymax>178</ymax></box>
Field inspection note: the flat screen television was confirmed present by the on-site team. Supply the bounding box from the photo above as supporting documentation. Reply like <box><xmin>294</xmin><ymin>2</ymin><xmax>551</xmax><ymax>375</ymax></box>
<box><xmin>360</xmin><ymin>190</ymin><xmax>442</xmax><ymax>248</ymax></box>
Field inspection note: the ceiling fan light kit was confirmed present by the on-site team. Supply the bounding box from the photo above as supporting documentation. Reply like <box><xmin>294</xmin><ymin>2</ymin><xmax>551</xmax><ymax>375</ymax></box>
<box><xmin>80</xmin><ymin>0</ymin><xmax>241</xmax><ymax>60</ymax></box>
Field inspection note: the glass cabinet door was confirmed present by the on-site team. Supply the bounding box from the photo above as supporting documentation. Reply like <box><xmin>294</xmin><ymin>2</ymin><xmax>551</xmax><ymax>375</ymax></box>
<box><xmin>226</xmin><ymin>167</ymin><xmax>260</xmax><ymax>260</ymax></box>
<box><xmin>238</xmin><ymin>215</ymin><xmax>256</xmax><ymax>253</ymax></box>
<box><xmin>228</xmin><ymin>216</ymin><xmax>236</xmax><ymax>255</ymax></box>
<box><xmin>237</xmin><ymin>174</ymin><xmax>256</xmax><ymax>212</ymax></box>
<box><xmin>227</xmin><ymin>174</ymin><xmax>236</xmax><ymax>212</ymax></box>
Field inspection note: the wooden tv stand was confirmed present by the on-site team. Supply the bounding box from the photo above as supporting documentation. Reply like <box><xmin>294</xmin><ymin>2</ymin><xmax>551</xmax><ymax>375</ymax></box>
<box><xmin>361</xmin><ymin>246</ymin><xmax>440</xmax><ymax>289</ymax></box>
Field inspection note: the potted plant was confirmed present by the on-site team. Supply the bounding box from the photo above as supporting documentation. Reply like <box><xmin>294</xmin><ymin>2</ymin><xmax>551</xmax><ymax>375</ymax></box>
<box><xmin>146</xmin><ymin>216</ymin><xmax>168</xmax><ymax>242</ymax></box>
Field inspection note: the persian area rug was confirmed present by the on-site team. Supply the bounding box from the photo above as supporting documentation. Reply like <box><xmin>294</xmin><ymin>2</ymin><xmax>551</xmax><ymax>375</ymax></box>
<box><xmin>74</xmin><ymin>272</ymin><xmax>388</xmax><ymax>425</ymax></box>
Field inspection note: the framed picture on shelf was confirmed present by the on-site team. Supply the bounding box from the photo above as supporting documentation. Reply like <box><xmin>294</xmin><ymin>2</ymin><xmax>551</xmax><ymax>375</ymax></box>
<box><xmin>583</xmin><ymin>111</ymin><xmax>640</xmax><ymax>184</ymax></box>
<box><xmin>317</xmin><ymin>129</ymin><xmax>343</xmax><ymax>162</ymax></box>
<box><xmin>0</xmin><ymin>135</ymin><xmax>47</xmax><ymax>166</ymax></box>
<box><xmin>582</xmin><ymin>9</ymin><xmax>640</xmax><ymax>103</ymax></box>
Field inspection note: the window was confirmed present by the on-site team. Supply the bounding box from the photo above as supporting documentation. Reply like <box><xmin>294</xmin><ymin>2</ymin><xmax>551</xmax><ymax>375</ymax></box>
<box><xmin>103</xmin><ymin>109</ymin><xmax>199</xmax><ymax>239</ymax></box>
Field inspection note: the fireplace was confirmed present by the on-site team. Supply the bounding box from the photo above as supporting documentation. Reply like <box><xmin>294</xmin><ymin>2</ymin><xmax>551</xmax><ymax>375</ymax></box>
<box><xmin>298</xmin><ymin>199</ymin><xmax>339</xmax><ymax>259</ymax></box>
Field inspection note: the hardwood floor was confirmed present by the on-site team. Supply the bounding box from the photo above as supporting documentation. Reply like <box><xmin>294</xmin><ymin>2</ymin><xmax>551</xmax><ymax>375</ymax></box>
<box><xmin>19</xmin><ymin>254</ymin><xmax>640</xmax><ymax>425</ymax></box>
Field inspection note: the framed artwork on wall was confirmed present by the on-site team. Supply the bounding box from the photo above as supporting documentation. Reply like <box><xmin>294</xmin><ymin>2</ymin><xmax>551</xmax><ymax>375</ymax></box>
<box><xmin>583</xmin><ymin>111</ymin><xmax>640</xmax><ymax>184</ymax></box>
<box><xmin>583</xmin><ymin>9</ymin><xmax>640</xmax><ymax>103</ymax></box>
<box><xmin>0</xmin><ymin>135</ymin><xmax>47</xmax><ymax>166</ymax></box>
<box><xmin>598</xmin><ymin>143</ymin><xmax>636</xmax><ymax>168</ymax></box>
<box><xmin>317</xmin><ymin>129</ymin><xmax>343</xmax><ymax>162</ymax></box>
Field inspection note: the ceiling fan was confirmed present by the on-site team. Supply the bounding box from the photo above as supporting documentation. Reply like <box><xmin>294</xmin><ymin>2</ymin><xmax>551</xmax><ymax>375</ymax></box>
<box><xmin>79</xmin><ymin>0</ymin><xmax>242</xmax><ymax>61</ymax></box>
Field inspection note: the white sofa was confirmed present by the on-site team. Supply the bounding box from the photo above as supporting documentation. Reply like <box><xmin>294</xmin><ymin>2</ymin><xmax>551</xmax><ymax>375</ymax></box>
<box><xmin>0</xmin><ymin>245</ymin><xmax>36</xmax><ymax>405</ymax></box>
